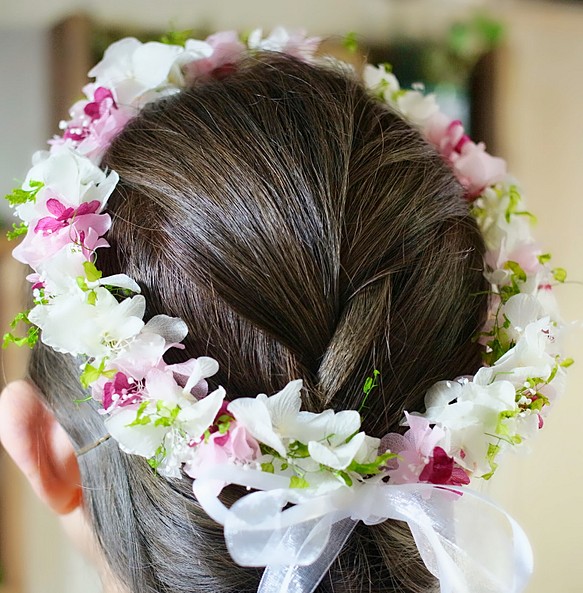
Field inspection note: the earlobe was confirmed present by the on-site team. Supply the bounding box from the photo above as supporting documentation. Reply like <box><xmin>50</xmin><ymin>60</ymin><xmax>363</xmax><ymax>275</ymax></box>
<box><xmin>0</xmin><ymin>380</ymin><xmax>82</xmax><ymax>515</ymax></box>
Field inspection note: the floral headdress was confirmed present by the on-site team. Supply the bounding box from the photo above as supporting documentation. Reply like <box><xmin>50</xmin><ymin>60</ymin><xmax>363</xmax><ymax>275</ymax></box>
<box><xmin>4</xmin><ymin>27</ymin><xmax>571</xmax><ymax>593</ymax></box>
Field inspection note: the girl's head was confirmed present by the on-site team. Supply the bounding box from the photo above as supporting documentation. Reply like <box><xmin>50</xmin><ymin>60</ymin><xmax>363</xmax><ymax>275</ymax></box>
<box><xmin>4</xmin><ymin>53</ymin><xmax>487</xmax><ymax>593</ymax></box>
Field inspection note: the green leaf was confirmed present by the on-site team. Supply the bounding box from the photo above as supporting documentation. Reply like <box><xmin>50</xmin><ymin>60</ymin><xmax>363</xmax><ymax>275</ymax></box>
<box><xmin>87</xmin><ymin>290</ymin><xmax>97</xmax><ymax>306</ymax></box>
<box><xmin>83</xmin><ymin>261</ymin><xmax>103</xmax><ymax>282</ymax></box>
<box><xmin>260</xmin><ymin>462</ymin><xmax>274</xmax><ymax>474</ymax></box>
<box><xmin>343</xmin><ymin>32</ymin><xmax>359</xmax><ymax>53</ymax></box>
<box><xmin>560</xmin><ymin>357</ymin><xmax>575</xmax><ymax>368</ymax></box>
<box><xmin>552</xmin><ymin>267</ymin><xmax>567</xmax><ymax>283</ymax></box>
<box><xmin>80</xmin><ymin>359</ymin><xmax>108</xmax><ymax>389</ymax></box>
<box><xmin>5</xmin><ymin>180</ymin><xmax>43</xmax><ymax>206</ymax></box>
<box><xmin>6</xmin><ymin>222</ymin><xmax>27</xmax><ymax>240</ymax></box>
<box><xmin>347</xmin><ymin>450</ymin><xmax>396</xmax><ymax>476</ymax></box>
<box><xmin>160</xmin><ymin>29</ymin><xmax>194</xmax><ymax>46</ymax></box>
<box><xmin>288</xmin><ymin>440</ymin><xmax>310</xmax><ymax>459</ymax></box>
<box><xmin>538</xmin><ymin>253</ymin><xmax>552</xmax><ymax>265</ymax></box>
<box><xmin>128</xmin><ymin>402</ymin><xmax>152</xmax><ymax>427</ymax></box>
<box><xmin>289</xmin><ymin>475</ymin><xmax>309</xmax><ymax>489</ymax></box>
<box><xmin>259</xmin><ymin>443</ymin><xmax>282</xmax><ymax>458</ymax></box>
<box><xmin>334</xmin><ymin>470</ymin><xmax>353</xmax><ymax>487</ymax></box>
<box><xmin>2</xmin><ymin>311</ymin><xmax>38</xmax><ymax>349</ymax></box>
<box><xmin>504</xmin><ymin>261</ymin><xmax>527</xmax><ymax>283</ymax></box>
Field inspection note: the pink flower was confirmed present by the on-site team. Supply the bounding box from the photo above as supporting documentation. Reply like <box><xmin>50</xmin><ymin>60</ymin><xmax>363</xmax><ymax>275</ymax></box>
<box><xmin>102</xmin><ymin>372</ymin><xmax>143</xmax><ymax>411</ymax></box>
<box><xmin>382</xmin><ymin>414</ymin><xmax>468</xmax><ymax>486</ymax></box>
<box><xmin>184</xmin><ymin>422</ymin><xmax>260</xmax><ymax>479</ymax></box>
<box><xmin>425</xmin><ymin>113</ymin><xmax>470</xmax><ymax>161</ymax></box>
<box><xmin>453</xmin><ymin>141</ymin><xmax>507</xmax><ymax>199</ymax></box>
<box><xmin>424</xmin><ymin>112</ymin><xmax>507</xmax><ymax>199</ymax></box>
<box><xmin>183</xmin><ymin>31</ymin><xmax>246</xmax><ymax>83</ymax></box>
<box><xmin>13</xmin><ymin>201</ymin><xmax>111</xmax><ymax>268</ymax></box>
<box><xmin>55</xmin><ymin>86</ymin><xmax>133</xmax><ymax>162</ymax></box>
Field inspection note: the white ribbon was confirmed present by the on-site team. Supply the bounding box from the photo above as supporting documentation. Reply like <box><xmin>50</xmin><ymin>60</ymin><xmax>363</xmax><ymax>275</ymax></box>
<box><xmin>192</xmin><ymin>465</ymin><xmax>533</xmax><ymax>593</ymax></box>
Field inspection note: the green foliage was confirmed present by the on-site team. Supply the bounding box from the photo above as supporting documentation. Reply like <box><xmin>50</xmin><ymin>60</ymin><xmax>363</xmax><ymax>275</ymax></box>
<box><xmin>261</xmin><ymin>462</ymin><xmax>275</xmax><ymax>474</ymax></box>
<box><xmin>148</xmin><ymin>444</ymin><xmax>167</xmax><ymax>470</ymax></box>
<box><xmin>4</xmin><ymin>180</ymin><xmax>43</xmax><ymax>206</ymax></box>
<box><xmin>481</xmin><ymin>442</ymin><xmax>501</xmax><ymax>480</ymax></box>
<box><xmin>83</xmin><ymin>261</ymin><xmax>103</xmax><ymax>282</ymax></box>
<box><xmin>160</xmin><ymin>29</ymin><xmax>194</xmax><ymax>46</ymax></box>
<box><xmin>6</xmin><ymin>222</ymin><xmax>27</xmax><ymax>240</ymax></box>
<box><xmin>128</xmin><ymin>401</ymin><xmax>152</xmax><ymax>427</ymax></box>
<box><xmin>333</xmin><ymin>470</ymin><xmax>353</xmax><ymax>487</ymax></box>
<box><xmin>347</xmin><ymin>450</ymin><xmax>396</xmax><ymax>476</ymax></box>
<box><xmin>343</xmin><ymin>32</ymin><xmax>359</xmax><ymax>53</ymax></box>
<box><xmin>80</xmin><ymin>359</ymin><xmax>114</xmax><ymax>389</ymax></box>
<box><xmin>288</xmin><ymin>440</ymin><xmax>310</xmax><ymax>459</ymax></box>
<box><xmin>2</xmin><ymin>311</ymin><xmax>38</xmax><ymax>349</ymax></box>
<box><xmin>504</xmin><ymin>185</ymin><xmax>536</xmax><ymax>224</ymax></box>
<box><xmin>359</xmin><ymin>369</ymin><xmax>380</xmax><ymax>413</ymax></box>
<box><xmin>289</xmin><ymin>475</ymin><xmax>309</xmax><ymax>489</ymax></box>
<box><xmin>552</xmin><ymin>267</ymin><xmax>567</xmax><ymax>283</ymax></box>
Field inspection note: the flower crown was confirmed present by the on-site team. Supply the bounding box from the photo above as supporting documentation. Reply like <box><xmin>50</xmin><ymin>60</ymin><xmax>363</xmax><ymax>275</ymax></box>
<box><xmin>5</xmin><ymin>28</ymin><xmax>571</xmax><ymax>593</ymax></box>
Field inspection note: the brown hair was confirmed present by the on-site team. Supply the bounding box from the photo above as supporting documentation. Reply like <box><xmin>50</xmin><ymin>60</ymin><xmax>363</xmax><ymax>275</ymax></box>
<box><xmin>30</xmin><ymin>53</ymin><xmax>487</xmax><ymax>593</ymax></box>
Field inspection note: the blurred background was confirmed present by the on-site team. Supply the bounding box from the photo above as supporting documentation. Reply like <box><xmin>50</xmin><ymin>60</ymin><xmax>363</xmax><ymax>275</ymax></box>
<box><xmin>1</xmin><ymin>0</ymin><xmax>582</xmax><ymax>592</ymax></box>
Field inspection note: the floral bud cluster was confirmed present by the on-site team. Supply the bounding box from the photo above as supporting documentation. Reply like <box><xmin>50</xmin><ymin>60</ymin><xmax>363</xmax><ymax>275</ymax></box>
<box><xmin>3</xmin><ymin>32</ymin><xmax>570</xmax><ymax>497</ymax></box>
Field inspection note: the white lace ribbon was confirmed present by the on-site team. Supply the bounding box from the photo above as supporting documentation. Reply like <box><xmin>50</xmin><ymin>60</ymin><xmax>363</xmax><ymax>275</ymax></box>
<box><xmin>192</xmin><ymin>465</ymin><xmax>533</xmax><ymax>593</ymax></box>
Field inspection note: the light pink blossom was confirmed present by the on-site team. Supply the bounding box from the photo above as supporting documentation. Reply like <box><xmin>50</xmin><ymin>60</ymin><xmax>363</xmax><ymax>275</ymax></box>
<box><xmin>183</xmin><ymin>31</ymin><xmax>245</xmax><ymax>83</ymax></box>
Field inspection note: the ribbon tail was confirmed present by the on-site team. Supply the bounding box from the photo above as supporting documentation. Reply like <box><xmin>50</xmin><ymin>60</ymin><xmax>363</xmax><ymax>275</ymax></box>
<box><xmin>258</xmin><ymin>518</ymin><xmax>358</xmax><ymax>593</ymax></box>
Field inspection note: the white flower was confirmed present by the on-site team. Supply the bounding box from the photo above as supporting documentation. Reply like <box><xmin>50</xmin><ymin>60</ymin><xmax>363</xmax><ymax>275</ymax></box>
<box><xmin>422</xmin><ymin>378</ymin><xmax>518</xmax><ymax>475</ymax></box>
<box><xmin>227</xmin><ymin>380</ymin><xmax>303</xmax><ymax>456</ymax></box>
<box><xmin>15</xmin><ymin>146</ymin><xmax>118</xmax><ymax>224</ymax></box>
<box><xmin>475</xmin><ymin>317</ymin><xmax>557</xmax><ymax>388</ymax></box>
<box><xmin>105</xmin><ymin>406</ymin><xmax>170</xmax><ymax>458</ymax></box>
<box><xmin>474</xmin><ymin>181</ymin><xmax>532</xmax><ymax>259</ymax></box>
<box><xmin>307</xmin><ymin>431</ymin><xmax>366</xmax><ymax>470</ymax></box>
<box><xmin>88</xmin><ymin>37</ymin><xmax>185</xmax><ymax>105</ymax></box>
<box><xmin>500</xmin><ymin>293</ymin><xmax>546</xmax><ymax>343</ymax></box>
<box><xmin>395</xmin><ymin>89</ymin><xmax>439</xmax><ymax>127</ymax></box>
<box><xmin>363</xmin><ymin>64</ymin><xmax>400</xmax><ymax>102</ymax></box>
<box><xmin>30</xmin><ymin>288</ymin><xmax>145</xmax><ymax>358</ymax></box>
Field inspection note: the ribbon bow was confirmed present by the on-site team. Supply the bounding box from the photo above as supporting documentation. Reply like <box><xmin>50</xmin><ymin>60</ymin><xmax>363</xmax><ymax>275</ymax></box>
<box><xmin>192</xmin><ymin>465</ymin><xmax>533</xmax><ymax>593</ymax></box>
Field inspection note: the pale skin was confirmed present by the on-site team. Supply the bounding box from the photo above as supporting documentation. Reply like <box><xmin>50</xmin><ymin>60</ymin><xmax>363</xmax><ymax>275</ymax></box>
<box><xmin>0</xmin><ymin>380</ymin><xmax>127</xmax><ymax>593</ymax></box>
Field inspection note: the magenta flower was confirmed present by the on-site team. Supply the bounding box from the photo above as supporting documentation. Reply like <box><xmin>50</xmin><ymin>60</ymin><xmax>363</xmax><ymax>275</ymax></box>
<box><xmin>56</xmin><ymin>86</ymin><xmax>132</xmax><ymax>162</ymax></box>
<box><xmin>418</xmin><ymin>446</ymin><xmax>470</xmax><ymax>486</ymax></box>
<box><xmin>102</xmin><ymin>372</ymin><xmax>143</xmax><ymax>411</ymax></box>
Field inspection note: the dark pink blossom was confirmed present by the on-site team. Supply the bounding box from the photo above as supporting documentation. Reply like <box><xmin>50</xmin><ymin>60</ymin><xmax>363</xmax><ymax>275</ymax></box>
<box><xmin>419</xmin><ymin>446</ymin><xmax>471</xmax><ymax>486</ymax></box>
<box><xmin>103</xmin><ymin>372</ymin><xmax>142</xmax><ymax>411</ymax></box>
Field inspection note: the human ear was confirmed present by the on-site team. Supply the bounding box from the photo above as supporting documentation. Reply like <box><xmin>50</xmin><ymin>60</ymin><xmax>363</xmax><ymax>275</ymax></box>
<box><xmin>0</xmin><ymin>380</ymin><xmax>82</xmax><ymax>515</ymax></box>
